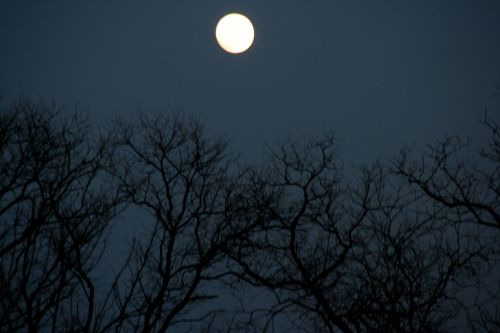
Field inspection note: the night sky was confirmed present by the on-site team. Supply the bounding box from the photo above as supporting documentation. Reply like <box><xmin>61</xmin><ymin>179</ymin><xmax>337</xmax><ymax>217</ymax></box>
<box><xmin>1</xmin><ymin>0</ymin><xmax>500</xmax><ymax>161</ymax></box>
<box><xmin>1</xmin><ymin>2</ymin><xmax>500</xmax><ymax>332</ymax></box>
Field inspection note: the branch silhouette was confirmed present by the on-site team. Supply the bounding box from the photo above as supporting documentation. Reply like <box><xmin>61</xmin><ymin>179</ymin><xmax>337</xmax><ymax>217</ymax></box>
<box><xmin>1</xmin><ymin>99</ymin><xmax>498</xmax><ymax>333</ymax></box>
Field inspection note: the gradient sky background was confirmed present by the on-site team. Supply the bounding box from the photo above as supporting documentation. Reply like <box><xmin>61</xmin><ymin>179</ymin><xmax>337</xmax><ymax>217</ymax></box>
<box><xmin>1</xmin><ymin>1</ymin><xmax>500</xmax><ymax>331</ymax></box>
<box><xmin>2</xmin><ymin>0</ymin><xmax>500</xmax><ymax>164</ymax></box>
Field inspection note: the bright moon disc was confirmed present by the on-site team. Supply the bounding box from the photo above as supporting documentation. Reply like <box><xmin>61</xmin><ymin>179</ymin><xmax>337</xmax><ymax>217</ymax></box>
<box><xmin>216</xmin><ymin>13</ymin><xmax>254</xmax><ymax>54</ymax></box>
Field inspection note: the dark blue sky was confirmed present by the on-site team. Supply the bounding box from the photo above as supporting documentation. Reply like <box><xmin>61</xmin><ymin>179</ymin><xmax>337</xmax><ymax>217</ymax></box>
<box><xmin>1</xmin><ymin>0</ymin><xmax>500</xmax><ymax>163</ymax></box>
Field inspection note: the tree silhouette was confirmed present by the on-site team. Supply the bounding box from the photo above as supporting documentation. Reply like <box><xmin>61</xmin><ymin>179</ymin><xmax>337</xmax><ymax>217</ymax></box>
<box><xmin>0</xmin><ymin>100</ymin><xmax>121</xmax><ymax>332</ymax></box>
<box><xmin>395</xmin><ymin>117</ymin><xmax>499</xmax><ymax>230</ymax></box>
<box><xmin>393</xmin><ymin>116</ymin><xmax>500</xmax><ymax>332</ymax></box>
<box><xmin>95</xmin><ymin>114</ymin><xmax>254</xmax><ymax>333</ymax></box>
<box><xmin>225</xmin><ymin>134</ymin><xmax>494</xmax><ymax>333</ymax></box>
<box><xmin>0</xmin><ymin>99</ymin><xmax>498</xmax><ymax>333</ymax></box>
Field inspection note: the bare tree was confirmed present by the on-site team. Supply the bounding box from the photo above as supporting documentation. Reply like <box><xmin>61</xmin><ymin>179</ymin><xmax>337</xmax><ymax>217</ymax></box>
<box><xmin>96</xmin><ymin>114</ymin><xmax>253</xmax><ymax>333</ymax></box>
<box><xmin>0</xmin><ymin>99</ymin><xmax>121</xmax><ymax>332</ymax></box>
<box><xmin>1</xmin><ymin>99</ymin><xmax>496</xmax><ymax>333</ymax></box>
<box><xmin>348</xmin><ymin>164</ymin><xmax>489</xmax><ymax>333</ymax></box>
<box><xmin>226</xmin><ymin>133</ymin><xmax>360</xmax><ymax>333</ymax></box>
<box><xmin>227</xmin><ymin>133</ymin><xmax>492</xmax><ymax>333</ymax></box>
<box><xmin>394</xmin><ymin>117</ymin><xmax>500</xmax><ymax>332</ymax></box>
<box><xmin>395</xmin><ymin>117</ymin><xmax>499</xmax><ymax>230</ymax></box>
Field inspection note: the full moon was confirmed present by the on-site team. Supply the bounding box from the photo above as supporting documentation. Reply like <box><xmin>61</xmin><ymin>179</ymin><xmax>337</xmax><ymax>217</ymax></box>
<box><xmin>215</xmin><ymin>13</ymin><xmax>255</xmax><ymax>54</ymax></box>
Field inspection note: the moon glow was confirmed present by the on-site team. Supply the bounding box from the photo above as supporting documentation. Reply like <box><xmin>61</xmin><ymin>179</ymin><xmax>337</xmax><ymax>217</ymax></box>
<box><xmin>215</xmin><ymin>13</ymin><xmax>254</xmax><ymax>54</ymax></box>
